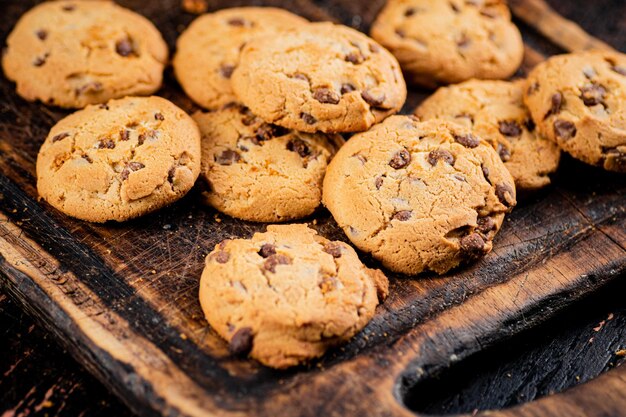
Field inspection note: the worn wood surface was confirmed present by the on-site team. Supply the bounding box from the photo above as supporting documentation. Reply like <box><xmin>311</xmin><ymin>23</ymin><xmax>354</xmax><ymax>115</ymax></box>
<box><xmin>0</xmin><ymin>0</ymin><xmax>625</xmax><ymax>416</ymax></box>
<box><xmin>0</xmin><ymin>293</ymin><xmax>130</xmax><ymax>416</ymax></box>
<box><xmin>406</xmin><ymin>273</ymin><xmax>626</xmax><ymax>414</ymax></box>
<box><xmin>3</xmin><ymin>270</ymin><xmax>624</xmax><ymax>417</ymax></box>
<box><xmin>0</xmin><ymin>280</ymin><xmax>626</xmax><ymax>417</ymax></box>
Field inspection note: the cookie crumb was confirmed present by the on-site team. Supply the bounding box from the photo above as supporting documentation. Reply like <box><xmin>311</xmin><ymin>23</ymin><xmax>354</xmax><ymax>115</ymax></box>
<box><xmin>181</xmin><ymin>0</ymin><xmax>207</xmax><ymax>14</ymax></box>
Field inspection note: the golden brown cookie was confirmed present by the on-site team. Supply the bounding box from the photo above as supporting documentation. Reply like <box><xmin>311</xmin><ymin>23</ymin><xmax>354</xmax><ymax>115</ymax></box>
<box><xmin>199</xmin><ymin>224</ymin><xmax>388</xmax><ymax>369</ymax></box>
<box><xmin>193</xmin><ymin>104</ymin><xmax>342</xmax><ymax>222</ymax></box>
<box><xmin>36</xmin><ymin>96</ymin><xmax>201</xmax><ymax>222</ymax></box>
<box><xmin>524</xmin><ymin>51</ymin><xmax>626</xmax><ymax>172</ymax></box>
<box><xmin>323</xmin><ymin>116</ymin><xmax>516</xmax><ymax>275</ymax></box>
<box><xmin>2</xmin><ymin>0</ymin><xmax>168</xmax><ymax>108</ymax></box>
<box><xmin>173</xmin><ymin>7</ymin><xmax>307</xmax><ymax>110</ymax></box>
<box><xmin>370</xmin><ymin>0</ymin><xmax>524</xmax><ymax>87</ymax></box>
<box><xmin>231</xmin><ymin>22</ymin><xmax>406</xmax><ymax>133</ymax></box>
<box><xmin>415</xmin><ymin>79</ymin><xmax>561</xmax><ymax>191</ymax></box>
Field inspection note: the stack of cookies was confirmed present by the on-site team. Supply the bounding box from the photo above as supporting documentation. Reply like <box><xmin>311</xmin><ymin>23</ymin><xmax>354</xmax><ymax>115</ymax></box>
<box><xmin>174</xmin><ymin>9</ymin><xmax>408</xmax><ymax>223</ymax></box>
<box><xmin>3</xmin><ymin>0</ymin><xmax>624</xmax><ymax>369</ymax></box>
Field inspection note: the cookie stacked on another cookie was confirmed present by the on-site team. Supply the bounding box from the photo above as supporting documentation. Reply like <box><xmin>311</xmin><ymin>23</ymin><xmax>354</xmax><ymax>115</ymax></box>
<box><xmin>194</xmin><ymin>104</ymin><xmax>343</xmax><ymax>222</ymax></box>
<box><xmin>323</xmin><ymin>116</ymin><xmax>516</xmax><ymax>275</ymax></box>
<box><xmin>37</xmin><ymin>96</ymin><xmax>201</xmax><ymax>222</ymax></box>
<box><xmin>199</xmin><ymin>224</ymin><xmax>388</xmax><ymax>369</ymax></box>
<box><xmin>2</xmin><ymin>0</ymin><xmax>168</xmax><ymax>108</ymax></box>
<box><xmin>370</xmin><ymin>0</ymin><xmax>524</xmax><ymax>88</ymax></box>
<box><xmin>175</xmin><ymin>8</ymin><xmax>407</xmax><ymax>133</ymax></box>
<box><xmin>174</xmin><ymin>7</ymin><xmax>308</xmax><ymax>110</ymax></box>
<box><xmin>524</xmin><ymin>50</ymin><xmax>626</xmax><ymax>172</ymax></box>
<box><xmin>415</xmin><ymin>79</ymin><xmax>561</xmax><ymax>191</ymax></box>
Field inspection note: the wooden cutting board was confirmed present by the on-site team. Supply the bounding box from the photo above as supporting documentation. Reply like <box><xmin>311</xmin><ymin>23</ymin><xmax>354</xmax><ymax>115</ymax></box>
<box><xmin>1</xmin><ymin>1</ymin><xmax>625</xmax><ymax>417</ymax></box>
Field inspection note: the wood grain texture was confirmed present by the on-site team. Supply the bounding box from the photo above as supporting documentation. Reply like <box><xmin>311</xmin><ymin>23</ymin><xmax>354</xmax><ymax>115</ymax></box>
<box><xmin>0</xmin><ymin>1</ymin><xmax>625</xmax><ymax>416</ymax></box>
<box><xmin>0</xmin><ymin>293</ymin><xmax>130</xmax><ymax>416</ymax></box>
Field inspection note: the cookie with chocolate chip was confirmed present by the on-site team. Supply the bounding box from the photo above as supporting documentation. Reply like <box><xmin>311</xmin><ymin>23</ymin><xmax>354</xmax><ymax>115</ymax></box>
<box><xmin>416</xmin><ymin>79</ymin><xmax>561</xmax><ymax>191</ymax></box>
<box><xmin>36</xmin><ymin>96</ymin><xmax>201</xmax><ymax>222</ymax></box>
<box><xmin>231</xmin><ymin>22</ymin><xmax>406</xmax><ymax>133</ymax></box>
<box><xmin>370</xmin><ymin>0</ymin><xmax>523</xmax><ymax>87</ymax></box>
<box><xmin>174</xmin><ymin>7</ymin><xmax>307</xmax><ymax>110</ymax></box>
<box><xmin>193</xmin><ymin>104</ymin><xmax>342</xmax><ymax>222</ymax></box>
<box><xmin>2</xmin><ymin>1</ymin><xmax>167</xmax><ymax>108</ymax></box>
<box><xmin>323</xmin><ymin>116</ymin><xmax>516</xmax><ymax>275</ymax></box>
<box><xmin>524</xmin><ymin>51</ymin><xmax>626</xmax><ymax>172</ymax></box>
<box><xmin>199</xmin><ymin>224</ymin><xmax>388</xmax><ymax>369</ymax></box>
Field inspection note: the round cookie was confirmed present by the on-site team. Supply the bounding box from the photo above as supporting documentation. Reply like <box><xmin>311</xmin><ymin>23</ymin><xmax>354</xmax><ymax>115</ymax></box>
<box><xmin>231</xmin><ymin>22</ymin><xmax>406</xmax><ymax>133</ymax></box>
<box><xmin>36</xmin><ymin>96</ymin><xmax>201</xmax><ymax>222</ymax></box>
<box><xmin>199</xmin><ymin>224</ymin><xmax>389</xmax><ymax>369</ymax></box>
<box><xmin>193</xmin><ymin>104</ymin><xmax>342</xmax><ymax>222</ymax></box>
<box><xmin>323</xmin><ymin>116</ymin><xmax>516</xmax><ymax>275</ymax></box>
<box><xmin>173</xmin><ymin>8</ymin><xmax>307</xmax><ymax>110</ymax></box>
<box><xmin>2</xmin><ymin>1</ymin><xmax>168</xmax><ymax>108</ymax></box>
<box><xmin>415</xmin><ymin>79</ymin><xmax>561</xmax><ymax>191</ymax></box>
<box><xmin>524</xmin><ymin>51</ymin><xmax>626</xmax><ymax>172</ymax></box>
<box><xmin>370</xmin><ymin>0</ymin><xmax>524</xmax><ymax>88</ymax></box>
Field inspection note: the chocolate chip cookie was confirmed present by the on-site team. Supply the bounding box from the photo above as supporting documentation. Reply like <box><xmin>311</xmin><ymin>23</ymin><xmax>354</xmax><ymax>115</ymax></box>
<box><xmin>524</xmin><ymin>51</ymin><xmax>626</xmax><ymax>172</ymax></box>
<box><xmin>370</xmin><ymin>0</ymin><xmax>524</xmax><ymax>88</ymax></box>
<box><xmin>193</xmin><ymin>104</ymin><xmax>342</xmax><ymax>222</ymax></box>
<box><xmin>174</xmin><ymin>7</ymin><xmax>307</xmax><ymax>110</ymax></box>
<box><xmin>199</xmin><ymin>224</ymin><xmax>388</xmax><ymax>369</ymax></box>
<box><xmin>37</xmin><ymin>96</ymin><xmax>201</xmax><ymax>222</ymax></box>
<box><xmin>323</xmin><ymin>116</ymin><xmax>516</xmax><ymax>275</ymax></box>
<box><xmin>2</xmin><ymin>1</ymin><xmax>168</xmax><ymax>108</ymax></box>
<box><xmin>231</xmin><ymin>22</ymin><xmax>406</xmax><ymax>133</ymax></box>
<box><xmin>416</xmin><ymin>79</ymin><xmax>561</xmax><ymax>191</ymax></box>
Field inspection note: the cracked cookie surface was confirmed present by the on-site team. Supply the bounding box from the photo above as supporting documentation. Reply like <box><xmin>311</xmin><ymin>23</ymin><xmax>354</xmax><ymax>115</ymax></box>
<box><xmin>199</xmin><ymin>224</ymin><xmax>389</xmax><ymax>369</ymax></box>
<box><xmin>174</xmin><ymin>7</ymin><xmax>307</xmax><ymax>110</ymax></box>
<box><xmin>323</xmin><ymin>116</ymin><xmax>516</xmax><ymax>275</ymax></box>
<box><xmin>231</xmin><ymin>22</ymin><xmax>406</xmax><ymax>133</ymax></box>
<box><xmin>370</xmin><ymin>0</ymin><xmax>523</xmax><ymax>87</ymax></box>
<box><xmin>36</xmin><ymin>96</ymin><xmax>201</xmax><ymax>222</ymax></box>
<box><xmin>416</xmin><ymin>79</ymin><xmax>561</xmax><ymax>192</ymax></box>
<box><xmin>194</xmin><ymin>104</ymin><xmax>342</xmax><ymax>222</ymax></box>
<box><xmin>2</xmin><ymin>0</ymin><xmax>168</xmax><ymax>108</ymax></box>
<box><xmin>524</xmin><ymin>51</ymin><xmax>626</xmax><ymax>173</ymax></box>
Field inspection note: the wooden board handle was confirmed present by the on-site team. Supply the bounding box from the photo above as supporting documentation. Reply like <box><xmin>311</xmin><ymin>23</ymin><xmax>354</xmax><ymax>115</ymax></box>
<box><xmin>509</xmin><ymin>0</ymin><xmax>615</xmax><ymax>53</ymax></box>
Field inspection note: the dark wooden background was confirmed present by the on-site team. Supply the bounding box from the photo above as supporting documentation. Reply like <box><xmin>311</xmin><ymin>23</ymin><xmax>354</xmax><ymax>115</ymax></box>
<box><xmin>1</xmin><ymin>0</ymin><xmax>625</xmax><ymax>416</ymax></box>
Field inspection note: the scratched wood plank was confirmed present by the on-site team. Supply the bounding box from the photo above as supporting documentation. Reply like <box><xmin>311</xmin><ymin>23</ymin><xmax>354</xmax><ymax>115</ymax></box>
<box><xmin>0</xmin><ymin>1</ymin><xmax>625</xmax><ymax>417</ymax></box>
